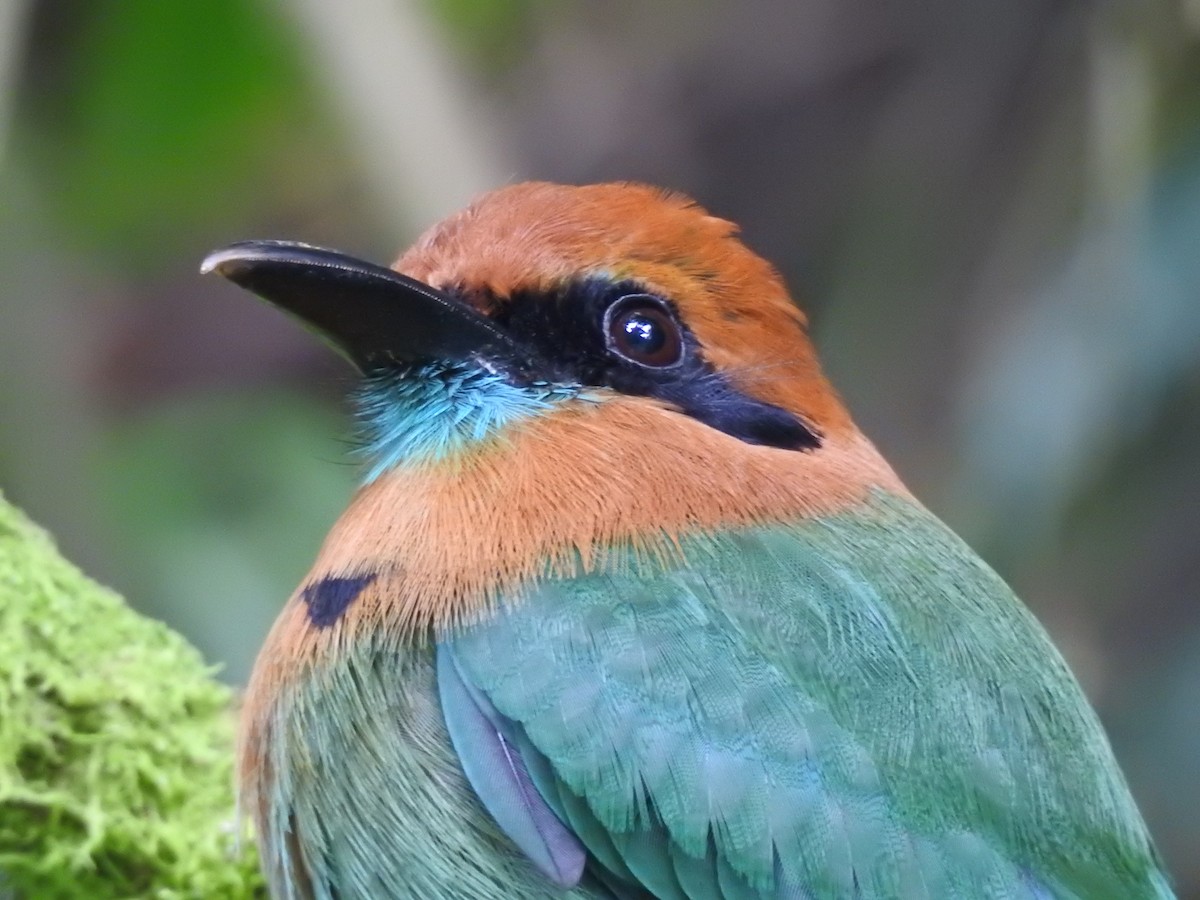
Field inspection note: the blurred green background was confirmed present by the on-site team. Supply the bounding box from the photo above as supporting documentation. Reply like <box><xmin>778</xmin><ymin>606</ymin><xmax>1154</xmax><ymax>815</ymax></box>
<box><xmin>1</xmin><ymin>0</ymin><xmax>1197</xmax><ymax>894</ymax></box>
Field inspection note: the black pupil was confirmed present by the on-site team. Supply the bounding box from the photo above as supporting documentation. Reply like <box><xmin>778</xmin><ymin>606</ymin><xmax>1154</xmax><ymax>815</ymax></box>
<box><xmin>620</xmin><ymin>311</ymin><xmax>665</xmax><ymax>356</ymax></box>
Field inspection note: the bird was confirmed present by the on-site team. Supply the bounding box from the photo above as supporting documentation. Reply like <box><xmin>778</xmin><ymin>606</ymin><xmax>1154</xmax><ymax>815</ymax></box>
<box><xmin>203</xmin><ymin>182</ymin><xmax>1173</xmax><ymax>900</ymax></box>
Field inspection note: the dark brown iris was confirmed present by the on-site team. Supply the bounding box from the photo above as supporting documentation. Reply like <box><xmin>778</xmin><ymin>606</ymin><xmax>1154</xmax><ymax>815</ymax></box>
<box><xmin>605</xmin><ymin>295</ymin><xmax>683</xmax><ymax>368</ymax></box>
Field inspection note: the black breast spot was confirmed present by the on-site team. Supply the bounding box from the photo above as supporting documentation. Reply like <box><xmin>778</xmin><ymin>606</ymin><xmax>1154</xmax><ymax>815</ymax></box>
<box><xmin>301</xmin><ymin>574</ymin><xmax>377</xmax><ymax>628</ymax></box>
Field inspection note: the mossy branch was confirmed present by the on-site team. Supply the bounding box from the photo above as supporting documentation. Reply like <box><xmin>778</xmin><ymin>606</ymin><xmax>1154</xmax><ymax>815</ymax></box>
<box><xmin>0</xmin><ymin>491</ymin><xmax>264</xmax><ymax>898</ymax></box>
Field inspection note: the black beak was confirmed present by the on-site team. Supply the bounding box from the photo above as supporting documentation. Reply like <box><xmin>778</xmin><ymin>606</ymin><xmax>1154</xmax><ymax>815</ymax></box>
<box><xmin>201</xmin><ymin>240</ymin><xmax>525</xmax><ymax>373</ymax></box>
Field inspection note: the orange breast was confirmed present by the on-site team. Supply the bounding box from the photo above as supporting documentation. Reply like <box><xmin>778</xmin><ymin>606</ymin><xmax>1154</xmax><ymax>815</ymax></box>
<box><xmin>243</xmin><ymin>392</ymin><xmax>905</xmax><ymax>713</ymax></box>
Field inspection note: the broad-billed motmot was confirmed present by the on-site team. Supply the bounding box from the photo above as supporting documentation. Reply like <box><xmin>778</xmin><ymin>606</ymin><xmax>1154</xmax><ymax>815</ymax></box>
<box><xmin>203</xmin><ymin>182</ymin><xmax>1172</xmax><ymax>900</ymax></box>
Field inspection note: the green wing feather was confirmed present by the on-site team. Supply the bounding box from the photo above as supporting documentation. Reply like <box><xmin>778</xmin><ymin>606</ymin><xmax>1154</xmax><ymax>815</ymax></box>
<box><xmin>446</xmin><ymin>490</ymin><xmax>1172</xmax><ymax>900</ymax></box>
<box><xmin>254</xmin><ymin>647</ymin><xmax>619</xmax><ymax>899</ymax></box>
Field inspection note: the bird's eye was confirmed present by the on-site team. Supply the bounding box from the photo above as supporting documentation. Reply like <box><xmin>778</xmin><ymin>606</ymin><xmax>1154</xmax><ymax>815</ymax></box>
<box><xmin>604</xmin><ymin>295</ymin><xmax>684</xmax><ymax>368</ymax></box>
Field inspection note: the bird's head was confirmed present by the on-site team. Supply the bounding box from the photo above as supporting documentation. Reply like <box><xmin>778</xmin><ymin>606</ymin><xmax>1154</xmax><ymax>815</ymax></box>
<box><xmin>205</xmin><ymin>182</ymin><xmax>904</xmax><ymax>632</ymax></box>
<box><xmin>205</xmin><ymin>182</ymin><xmax>853</xmax><ymax>468</ymax></box>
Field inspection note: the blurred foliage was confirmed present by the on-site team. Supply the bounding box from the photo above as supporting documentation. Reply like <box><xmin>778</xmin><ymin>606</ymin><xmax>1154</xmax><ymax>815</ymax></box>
<box><xmin>427</xmin><ymin>0</ymin><xmax>544</xmax><ymax>68</ymax></box>
<box><xmin>0</xmin><ymin>0</ymin><xmax>1197</xmax><ymax>894</ymax></box>
<box><xmin>18</xmin><ymin>0</ymin><xmax>347</xmax><ymax>268</ymax></box>
<box><xmin>96</xmin><ymin>391</ymin><xmax>357</xmax><ymax>683</ymax></box>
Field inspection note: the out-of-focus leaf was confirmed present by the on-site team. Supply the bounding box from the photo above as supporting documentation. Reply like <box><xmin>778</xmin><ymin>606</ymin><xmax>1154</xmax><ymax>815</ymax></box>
<box><xmin>950</xmin><ymin>152</ymin><xmax>1200</xmax><ymax>565</ymax></box>
<box><xmin>20</xmin><ymin>0</ymin><xmax>327</xmax><ymax>267</ymax></box>
<box><xmin>424</xmin><ymin>0</ymin><xmax>542</xmax><ymax>69</ymax></box>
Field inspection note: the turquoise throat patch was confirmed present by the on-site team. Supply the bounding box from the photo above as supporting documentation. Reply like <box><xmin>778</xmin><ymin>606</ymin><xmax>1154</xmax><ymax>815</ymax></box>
<box><xmin>352</xmin><ymin>363</ymin><xmax>589</xmax><ymax>480</ymax></box>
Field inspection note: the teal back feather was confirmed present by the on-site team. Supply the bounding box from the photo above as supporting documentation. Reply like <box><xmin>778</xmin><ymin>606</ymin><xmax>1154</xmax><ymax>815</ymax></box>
<box><xmin>447</xmin><ymin>490</ymin><xmax>1171</xmax><ymax>899</ymax></box>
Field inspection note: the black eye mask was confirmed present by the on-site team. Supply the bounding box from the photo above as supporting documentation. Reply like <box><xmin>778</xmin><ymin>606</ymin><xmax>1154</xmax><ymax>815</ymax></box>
<box><xmin>481</xmin><ymin>278</ymin><xmax>821</xmax><ymax>452</ymax></box>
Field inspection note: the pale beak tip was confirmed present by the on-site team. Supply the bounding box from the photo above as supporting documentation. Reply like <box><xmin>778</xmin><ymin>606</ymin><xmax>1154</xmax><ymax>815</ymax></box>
<box><xmin>199</xmin><ymin>247</ymin><xmax>239</xmax><ymax>278</ymax></box>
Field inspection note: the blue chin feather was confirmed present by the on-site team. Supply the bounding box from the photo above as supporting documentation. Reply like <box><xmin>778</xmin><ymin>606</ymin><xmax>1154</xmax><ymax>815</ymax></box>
<box><xmin>353</xmin><ymin>362</ymin><xmax>591</xmax><ymax>481</ymax></box>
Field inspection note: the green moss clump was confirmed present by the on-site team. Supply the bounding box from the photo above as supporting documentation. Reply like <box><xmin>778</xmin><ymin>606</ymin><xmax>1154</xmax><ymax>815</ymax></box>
<box><xmin>0</xmin><ymin>492</ymin><xmax>264</xmax><ymax>898</ymax></box>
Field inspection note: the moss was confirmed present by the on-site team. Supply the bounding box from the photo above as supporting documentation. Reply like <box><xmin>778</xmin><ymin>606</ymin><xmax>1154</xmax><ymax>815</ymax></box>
<box><xmin>0</xmin><ymin>492</ymin><xmax>264</xmax><ymax>898</ymax></box>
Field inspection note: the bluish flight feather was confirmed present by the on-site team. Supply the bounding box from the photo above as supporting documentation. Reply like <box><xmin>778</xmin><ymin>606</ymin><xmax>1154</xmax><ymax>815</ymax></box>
<box><xmin>437</xmin><ymin>645</ymin><xmax>587</xmax><ymax>886</ymax></box>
